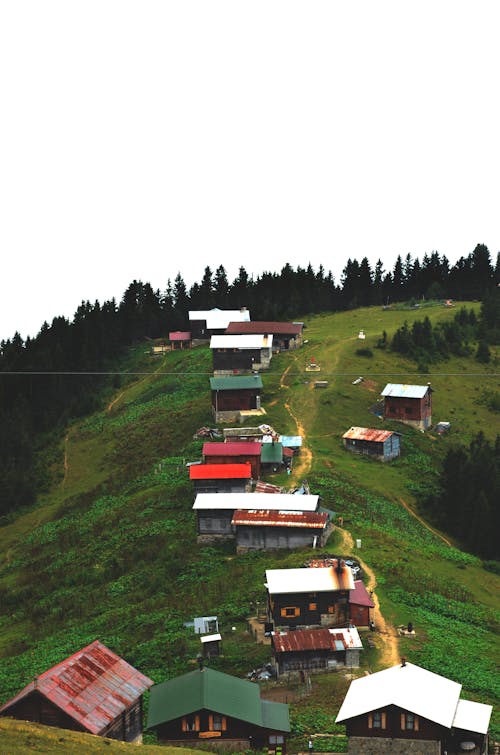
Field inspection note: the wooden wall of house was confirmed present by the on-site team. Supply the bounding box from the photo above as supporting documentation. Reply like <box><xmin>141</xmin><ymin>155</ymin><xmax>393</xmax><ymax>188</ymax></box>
<box><xmin>101</xmin><ymin>698</ymin><xmax>143</xmax><ymax>742</ymax></box>
<box><xmin>269</xmin><ymin>590</ymin><xmax>350</xmax><ymax>628</ymax></box>
<box><xmin>349</xmin><ymin>603</ymin><xmax>371</xmax><ymax>626</ymax></box>
<box><xmin>212</xmin><ymin>349</ymin><xmax>261</xmax><ymax>372</ymax></box>
<box><xmin>211</xmin><ymin>389</ymin><xmax>260</xmax><ymax>412</ymax></box>
<box><xmin>197</xmin><ymin>510</ymin><xmax>234</xmax><ymax>536</ymax></box>
<box><xmin>193</xmin><ymin>479</ymin><xmax>249</xmax><ymax>494</ymax></box>
<box><xmin>190</xmin><ymin>320</ymin><xmax>208</xmax><ymax>339</ymax></box>
<box><xmin>204</xmin><ymin>454</ymin><xmax>260</xmax><ymax>479</ymax></box>
<box><xmin>153</xmin><ymin>709</ymin><xmax>279</xmax><ymax>749</ymax></box>
<box><xmin>344</xmin><ymin>437</ymin><xmax>400</xmax><ymax>461</ymax></box>
<box><xmin>0</xmin><ymin>691</ymin><xmax>87</xmax><ymax>733</ymax></box>
<box><xmin>236</xmin><ymin>526</ymin><xmax>326</xmax><ymax>551</ymax></box>
<box><xmin>384</xmin><ymin>394</ymin><xmax>432</xmax><ymax>428</ymax></box>
<box><xmin>346</xmin><ymin>705</ymin><xmax>443</xmax><ymax>741</ymax></box>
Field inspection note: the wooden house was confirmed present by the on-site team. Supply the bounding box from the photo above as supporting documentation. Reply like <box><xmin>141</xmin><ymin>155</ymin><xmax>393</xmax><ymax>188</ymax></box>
<box><xmin>193</xmin><ymin>492</ymin><xmax>319</xmax><ymax>541</ymax></box>
<box><xmin>188</xmin><ymin>308</ymin><xmax>250</xmax><ymax>340</ymax></box>
<box><xmin>0</xmin><ymin>640</ymin><xmax>153</xmax><ymax>742</ymax></box>
<box><xmin>146</xmin><ymin>666</ymin><xmax>289</xmax><ymax>753</ymax></box>
<box><xmin>260</xmin><ymin>441</ymin><xmax>285</xmax><ymax>473</ymax></box>
<box><xmin>202</xmin><ymin>441</ymin><xmax>262</xmax><ymax>479</ymax></box>
<box><xmin>210</xmin><ymin>334</ymin><xmax>273</xmax><ymax>373</ymax></box>
<box><xmin>342</xmin><ymin>427</ymin><xmax>401</xmax><ymax>461</ymax></box>
<box><xmin>336</xmin><ymin>661</ymin><xmax>492</xmax><ymax>755</ymax></box>
<box><xmin>271</xmin><ymin>626</ymin><xmax>362</xmax><ymax>677</ymax></box>
<box><xmin>225</xmin><ymin>321</ymin><xmax>303</xmax><ymax>351</ymax></box>
<box><xmin>200</xmin><ymin>633</ymin><xmax>222</xmax><ymax>659</ymax></box>
<box><xmin>381</xmin><ymin>383</ymin><xmax>433</xmax><ymax>431</ymax></box>
<box><xmin>266</xmin><ymin>563</ymin><xmax>355</xmax><ymax>630</ymax></box>
<box><xmin>169</xmin><ymin>331</ymin><xmax>192</xmax><ymax>349</ymax></box>
<box><xmin>189</xmin><ymin>463</ymin><xmax>252</xmax><ymax>494</ymax></box>
<box><xmin>349</xmin><ymin>580</ymin><xmax>375</xmax><ymax>627</ymax></box>
<box><xmin>210</xmin><ymin>376</ymin><xmax>263</xmax><ymax>423</ymax></box>
<box><xmin>232</xmin><ymin>509</ymin><xmax>330</xmax><ymax>552</ymax></box>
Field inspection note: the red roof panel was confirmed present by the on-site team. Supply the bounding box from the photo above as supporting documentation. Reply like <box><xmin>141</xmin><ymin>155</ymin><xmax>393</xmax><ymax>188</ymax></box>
<box><xmin>190</xmin><ymin>463</ymin><xmax>252</xmax><ymax>480</ymax></box>
<box><xmin>225</xmin><ymin>321</ymin><xmax>302</xmax><ymax>335</ymax></box>
<box><xmin>232</xmin><ymin>510</ymin><xmax>328</xmax><ymax>529</ymax></box>
<box><xmin>350</xmin><ymin>580</ymin><xmax>375</xmax><ymax>608</ymax></box>
<box><xmin>169</xmin><ymin>331</ymin><xmax>191</xmax><ymax>340</ymax></box>
<box><xmin>342</xmin><ymin>426</ymin><xmax>397</xmax><ymax>442</ymax></box>
<box><xmin>0</xmin><ymin>640</ymin><xmax>153</xmax><ymax>735</ymax></box>
<box><xmin>272</xmin><ymin>628</ymin><xmax>337</xmax><ymax>653</ymax></box>
<box><xmin>202</xmin><ymin>442</ymin><xmax>262</xmax><ymax>457</ymax></box>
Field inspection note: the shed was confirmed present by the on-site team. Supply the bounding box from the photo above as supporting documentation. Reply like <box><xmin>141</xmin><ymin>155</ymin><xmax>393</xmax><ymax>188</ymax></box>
<box><xmin>232</xmin><ymin>509</ymin><xmax>330</xmax><ymax>552</ymax></box>
<box><xmin>209</xmin><ymin>375</ymin><xmax>263</xmax><ymax>423</ymax></box>
<box><xmin>261</xmin><ymin>442</ymin><xmax>284</xmax><ymax>472</ymax></box>
<box><xmin>194</xmin><ymin>616</ymin><xmax>219</xmax><ymax>635</ymax></box>
<box><xmin>169</xmin><ymin>331</ymin><xmax>192</xmax><ymax>349</ymax></box>
<box><xmin>381</xmin><ymin>383</ymin><xmax>433</xmax><ymax>431</ymax></box>
<box><xmin>279</xmin><ymin>435</ymin><xmax>303</xmax><ymax>454</ymax></box>
<box><xmin>0</xmin><ymin>640</ymin><xmax>153</xmax><ymax>742</ymax></box>
<box><xmin>349</xmin><ymin>580</ymin><xmax>375</xmax><ymax>627</ymax></box>
<box><xmin>271</xmin><ymin>626</ymin><xmax>362</xmax><ymax>676</ymax></box>
<box><xmin>200</xmin><ymin>633</ymin><xmax>222</xmax><ymax>658</ymax></box>
<box><xmin>146</xmin><ymin>667</ymin><xmax>289</xmax><ymax>752</ymax></box>
<box><xmin>342</xmin><ymin>427</ymin><xmax>401</xmax><ymax>461</ymax></box>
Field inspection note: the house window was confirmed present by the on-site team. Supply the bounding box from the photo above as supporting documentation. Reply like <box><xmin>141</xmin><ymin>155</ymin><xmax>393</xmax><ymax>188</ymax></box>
<box><xmin>209</xmin><ymin>714</ymin><xmax>227</xmax><ymax>731</ymax></box>
<box><xmin>327</xmin><ymin>606</ymin><xmax>336</xmax><ymax>614</ymax></box>
<box><xmin>368</xmin><ymin>711</ymin><xmax>386</xmax><ymax>729</ymax></box>
<box><xmin>182</xmin><ymin>715</ymin><xmax>200</xmax><ymax>732</ymax></box>
<box><xmin>309</xmin><ymin>603</ymin><xmax>317</xmax><ymax>611</ymax></box>
<box><xmin>281</xmin><ymin>606</ymin><xmax>300</xmax><ymax>618</ymax></box>
<box><xmin>401</xmin><ymin>712</ymin><xmax>418</xmax><ymax>731</ymax></box>
<box><xmin>269</xmin><ymin>734</ymin><xmax>284</xmax><ymax>744</ymax></box>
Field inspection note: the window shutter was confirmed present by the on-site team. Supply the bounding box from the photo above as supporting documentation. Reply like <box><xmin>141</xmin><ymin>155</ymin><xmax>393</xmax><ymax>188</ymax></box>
<box><xmin>182</xmin><ymin>718</ymin><xmax>188</xmax><ymax>732</ymax></box>
<box><xmin>195</xmin><ymin>715</ymin><xmax>200</xmax><ymax>731</ymax></box>
<box><xmin>368</xmin><ymin>713</ymin><xmax>373</xmax><ymax>729</ymax></box>
<box><xmin>381</xmin><ymin>712</ymin><xmax>386</xmax><ymax>729</ymax></box>
<box><xmin>414</xmin><ymin>716</ymin><xmax>419</xmax><ymax>731</ymax></box>
<box><xmin>208</xmin><ymin>714</ymin><xmax>213</xmax><ymax>730</ymax></box>
<box><xmin>222</xmin><ymin>716</ymin><xmax>227</xmax><ymax>731</ymax></box>
<box><xmin>294</xmin><ymin>607</ymin><xmax>300</xmax><ymax>617</ymax></box>
<box><xmin>400</xmin><ymin>713</ymin><xmax>405</xmax><ymax>730</ymax></box>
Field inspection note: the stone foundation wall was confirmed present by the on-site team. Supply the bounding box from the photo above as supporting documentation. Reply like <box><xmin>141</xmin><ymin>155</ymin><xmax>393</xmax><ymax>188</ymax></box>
<box><xmin>348</xmin><ymin>736</ymin><xmax>440</xmax><ymax>755</ymax></box>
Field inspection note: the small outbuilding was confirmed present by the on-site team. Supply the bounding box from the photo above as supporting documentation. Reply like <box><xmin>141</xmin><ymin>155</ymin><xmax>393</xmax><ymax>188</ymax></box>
<box><xmin>381</xmin><ymin>383</ymin><xmax>433</xmax><ymax>431</ymax></box>
<box><xmin>202</xmin><ymin>441</ymin><xmax>262</xmax><ymax>479</ymax></box>
<box><xmin>146</xmin><ymin>666</ymin><xmax>290</xmax><ymax>752</ymax></box>
<box><xmin>0</xmin><ymin>640</ymin><xmax>153</xmax><ymax>742</ymax></box>
<box><xmin>271</xmin><ymin>626</ymin><xmax>362</xmax><ymax>677</ymax></box>
<box><xmin>342</xmin><ymin>427</ymin><xmax>401</xmax><ymax>461</ymax></box>
<box><xmin>189</xmin><ymin>463</ymin><xmax>252</xmax><ymax>493</ymax></box>
<box><xmin>210</xmin><ymin>375</ymin><xmax>263</xmax><ymax>424</ymax></box>
<box><xmin>260</xmin><ymin>441</ymin><xmax>285</xmax><ymax>473</ymax></box>
<box><xmin>169</xmin><ymin>331</ymin><xmax>192</xmax><ymax>349</ymax></box>
<box><xmin>349</xmin><ymin>580</ymin><xmax>375</xmax><ymax>627</ymax></box>
<box><xmin>232</xmin><ymin>509</ymin><xmax>330</xmax><ymax>552</ymax></box>
<box><xmin>200</xmin><ymin>633</ymin><xmax>222</xmax><ymax>659</ymax></box>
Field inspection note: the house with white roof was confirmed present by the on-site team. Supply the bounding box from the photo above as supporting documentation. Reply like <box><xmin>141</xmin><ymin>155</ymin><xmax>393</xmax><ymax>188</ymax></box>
<box><xmin>188</xmin><ymin>308</ymin><xmax>250</xmax><ymax>339</ymax></box>
<box><xmin>381</xmin><ymin>383</ymin><xmax>433</xmax><ymax>430</ymax></box>
<box><xmin>335</xmin><ymin>660</ymin><xmax>492</xmax><ymax>755</ymax></box>
<box><xmin>210</xmin><ymin>334</ymin><xmax>273</xmax><ymax>373</ymax></box>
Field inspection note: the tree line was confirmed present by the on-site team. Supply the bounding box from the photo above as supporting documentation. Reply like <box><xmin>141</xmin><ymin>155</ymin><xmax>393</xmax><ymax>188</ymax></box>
<box><xmin>0</xmin><ymin>243</ymin><xmax>498</xmax><ymax>516</ymax></box>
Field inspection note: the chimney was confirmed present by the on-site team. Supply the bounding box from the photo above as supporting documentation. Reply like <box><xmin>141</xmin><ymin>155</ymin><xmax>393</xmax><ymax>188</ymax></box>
<box><xmin>401</xmin><ymin>657</ymin><xmax>407</xmax><ymax>667</ymax></box>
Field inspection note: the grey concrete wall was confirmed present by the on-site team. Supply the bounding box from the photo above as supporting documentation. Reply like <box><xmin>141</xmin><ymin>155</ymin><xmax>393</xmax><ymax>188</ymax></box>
<box><xmin>348</xmin><ymin>736</ymin><xmax>440</xmax><ymax>755</ymax></box>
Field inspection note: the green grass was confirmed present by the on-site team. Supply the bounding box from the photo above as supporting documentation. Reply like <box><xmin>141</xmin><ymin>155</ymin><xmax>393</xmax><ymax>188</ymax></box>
<box><xmin>0</xmin><ymin>302</ymin><xmax>499</xmax><ymax>751</ymax></box>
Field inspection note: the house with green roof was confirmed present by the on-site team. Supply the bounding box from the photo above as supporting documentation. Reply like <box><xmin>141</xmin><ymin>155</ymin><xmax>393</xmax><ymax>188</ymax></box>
<box><xmin>147</xmin><ymin>666</ymin><xmax>289</xmax><ymax>752</ymax></box>
<box><xmin>210</xmin><ymin>374</ymin><xmax>264</xmax><ymax>423</ymax></box>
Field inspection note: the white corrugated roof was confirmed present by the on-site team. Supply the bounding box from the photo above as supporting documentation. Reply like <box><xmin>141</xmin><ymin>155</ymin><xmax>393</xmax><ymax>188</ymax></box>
<box><xmin>452</xmin><ymin>699</ymin><xmax>492</xmax><ymax>735</ymax></box>
<box><xmin>193</xmin><ymin>493</ymin><xmax>319</xmax><ymax>512</ymax></box>
<box><xmin>381</xmin><ymin>383</ymin><xmax>430</xmax><ymax>398</ymax></box>
<box><xmin>335</xmin><ymin>662</ymin><xmax>461</xmax><ymax>728</ymax></box>
<box><xmin>329</xmin><ymin>627</ymin><xmax>363</xmax><ymax>650</ymax></box>
<box><xmin>265</xmin><ymin>566</ymin><xmax>353</xmax><ymax>594</ymax></box>
<box><xmin>210</xmin><ymin>334</ymin><xmax>273</xmax><ymax>350</ymax></box>
<box><xmin>188</xmin><ymin>308</ymin><xmax>250</xmax><ymax>329</ymax></box>
<box><xmin>200</xmin><ymin>633</ymin><xmax>222</xmax><ymax>644</ymax></box>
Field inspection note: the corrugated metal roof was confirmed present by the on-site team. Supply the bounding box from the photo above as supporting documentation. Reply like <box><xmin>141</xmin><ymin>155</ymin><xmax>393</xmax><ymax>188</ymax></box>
<box><xmin>169</xmin><ymin>331</ymin><xmax>191</xmax><ymax>340</ymax></box>
<box><xmin>232</xmin><ymin>510</ymin><xmax>328</xmax><ymax>529</ymax></box>
<box><xmin>0</xmin><ymin>641</ymin><xmax>153</xmax><ymax>734</ymax></box>
<box><xmin>381</xmin><ymin>383</ymin><xmax>431</xmax><ymax>399</ymax></box>
<box><xmin>225</xmin><ymin>321</ymin><xmax>303</xmax><ymax>335</ymax></box>
<box><xmin>266</xmin><ymin>565</ymin><xmax>355</xmax><ymax>594</ymax></box>
<box><xmin>350</xmin><ymin>580</ymin><xmax>375</xmax><ymax>608</ymax></box>
<box><xmin>279</xmin><ymin>436</ymin><xmax>303</xmax><ymax>447</ymax></box>
<box><xmin>209</xmin><ymin>375</ymin><xmax>263</xmax><ymax>391</ymax></box>
<box><xmin>452</xmin><ymin>699</ymin><xmax>493</xmax><ymax>735</ymax></box>
<box><xmin>190</xmin><ymin>463</ymin><xmax>252</xmax><ymax>480</ymax></box>
<box><xmin>272</xmin><ymin>627</ymin><xmax>362</xmax><ymax>653</ymax></box>
<box><xmin>210</xmin><ymin>334</ymin><xmax>273</xmax><ymax>350</ymax></box>
<box><xmin>223</xmin><ymin>426</ymin><xmax>269</xmax><ymax>438</ymax></box>
<box><xmin>342</xmin><ymin>426</ymin><xmax>398</xmax><ymax>442</ymax></box>
<box><xmin>188</xmin><ymin>308</ymin><xmax>251</xmax><ymax>329</ymax></box>
<box><xmin>254</xmin><ymin>481</ymin><xmax>283</xmax><ymax>494</ymax></box>
<box><xmin>202</xmin><ymin>441</ymin><xmax>262</xmax><ymax>457</ymax></box>
<box><xmin>261</xmin><ymin>443</ymin><xmax>283</xmax><ymax>463</ymax></box>
<box><xmin>193</xmin><ymin>493</ymin><xmax>319</xmax><ymax>512</ymax></box>
<box><xmin>335</xmin><ymin>662</ymin><xmax>462</xmax><ymax>727</ymax></box>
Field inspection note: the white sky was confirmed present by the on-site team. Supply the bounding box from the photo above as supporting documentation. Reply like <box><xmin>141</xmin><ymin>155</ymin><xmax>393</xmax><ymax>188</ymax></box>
<box><xmin>1</xmin><ymin>1</ymin><xmax>499</xmax><ymax>341</ymax></box>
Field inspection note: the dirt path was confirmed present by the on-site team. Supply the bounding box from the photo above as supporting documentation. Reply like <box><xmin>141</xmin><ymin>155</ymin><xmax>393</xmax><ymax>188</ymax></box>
<box><xmin>280</xmin><ymin>363</ymin><xmax>313</xmax><ymax>480</ymax></box>
<box><xmin>62</xmin><ymin>432</ymin><xmax>70</xmax><ymax>488</ymax></box>
<box><xmin>107</xmin><ymin>391</ymin><xmax>125</xmax><ymax>413</ymax></box>
<box><xmin>337</xmin><ymin>528</ymin><xmax>400</xmax><ymax>667</ymax></box>
<box><xmin>399</xmin><ymin>497</ymin><xmax>452</xmax><ymax>546</ymax></box>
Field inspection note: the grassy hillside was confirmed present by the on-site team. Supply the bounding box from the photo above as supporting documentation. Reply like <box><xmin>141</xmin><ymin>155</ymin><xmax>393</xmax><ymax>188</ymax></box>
<box><xmin>0</xmin><ymin>302</ymin><xmax>498</xmax><ymax>751</ymax></box>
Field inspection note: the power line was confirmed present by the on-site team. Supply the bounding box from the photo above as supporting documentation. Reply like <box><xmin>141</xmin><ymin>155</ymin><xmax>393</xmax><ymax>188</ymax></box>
<box><xmin>0</xmin><ymin>371</ymin><xmax>498</xmax><ymax>377</ymax></box>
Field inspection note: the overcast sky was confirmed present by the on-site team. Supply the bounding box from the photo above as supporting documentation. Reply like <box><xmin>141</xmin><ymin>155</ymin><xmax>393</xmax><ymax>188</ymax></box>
<box><xmin>1</xmin><ymin>1</ymin><xmax>499</xmax><ymax>341</ymax></box>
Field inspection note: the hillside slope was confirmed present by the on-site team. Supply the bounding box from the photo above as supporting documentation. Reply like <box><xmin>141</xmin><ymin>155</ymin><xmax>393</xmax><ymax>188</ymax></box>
<box><xmin>0</xmin><ymin>302</ymin><xmax>498</xmax><ymax>751</ymax></box>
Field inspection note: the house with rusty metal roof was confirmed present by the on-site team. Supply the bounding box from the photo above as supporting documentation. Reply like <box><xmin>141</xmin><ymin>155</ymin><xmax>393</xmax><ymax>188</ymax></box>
<box><xmin>210</xmin><ymin>334</ymin><xmax>273</xmax><ymax>373</ymax></box>
<box><xmin>265</xmin><ymin>563</ymin><xmax>355</xmax><ymax>630</ymax></box>
<box><xmin>189</xmin><ymin>463</ymin><xmax>252</xmax><ymax>494</ymax></box>
<box><xmin>381</xmin><ymin>383</ymin><xmax>433</xmax><ymax>431</ymax></box>
<box><xmin>342</xmin><ymin>426</ymin><xmax>401</xmax><ymax>461</ymax></box>
<box><xmin>188</xmin><ymin>307</ymin><xmax>250</xmax><ymax>339</ymax></box>
<box><xmin>232</xmin><ymin>509</ymin><xmax>331</xmax><ymax>552</ymax></box>
<box><xmin>209</xmin><ymin>375</ymin><xmax>264</xmax><ymax>423</ymax></box>
<box><xmin>271</xmin><ymin>626</ymin><xmax>362</xmax><ymax>676</ymax></box>
<box><xmin>336</xmin><ymin>660</ymin><xmax>493</xmax><ymax>755</ymax></box>
<box><xmin>202</xmin><ymin>440</ymin><xmax>263</xmax><ymax>479</ymax></box>
<box><xmin>146</xmin><ymin>666</ymin><xmax>289</xmax><ymax>751</ymax></box>
<box><xmin>168</xmin><ymin>330</ymin><xmax>192</xmax><ymax>349</ymax></box>
<box><xmin>0</xmin><ymin>640</ymin><xmax>153</xmax><ymax>742</ymax></box>
<box><xmin>225</xmin><ymin>320</ymin><xmax>303</xmax><ymax>351</ymax></box>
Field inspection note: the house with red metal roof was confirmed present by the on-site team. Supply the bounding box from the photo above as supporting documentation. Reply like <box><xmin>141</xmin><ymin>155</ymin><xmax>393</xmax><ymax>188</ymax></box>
<box><xmin>381</xmin><ymin>383</ymin><xmax>433</xmax><ymax>431</ymax></box>
<box><xmin>225</xmin><ymin>321</ymin><xmax>303</xmax><ymax>351</ymax></box>
<box><xmin>202</xmin><ymin>441</ymin><xmax>262</xmax><ymax>479</ymax></box>
<box><xmin>189</xmin><ymin>463</ymin><xmax>252</xmax><ymax>494</ymax></box>
<box><xmin>169</xmin><ymin>331</ymin><xmax>192</xmax><ymax>349</ymax></box>
<box><xmin>271</xmin><ymin>626</ymin><xmax>362</xmax><ymax>676</ymax></box>
<box><xmin>0</xmin><ymin>640</ymin><xmax>153</xmax><ymax>742</ymax></box>
<box><xmin>349</xmin><ymin>580</ymin><xmax>375</xmax><ymax>627</ymax></box>
<box><xmin>232</xmin><ymin>509</ymin><xmax>331</xmax><ymax>552</ymax></box>
<box><xmin>342</xmin><ymin>426</ymin><xmax>401</xmax><ymax>462</ymax></box>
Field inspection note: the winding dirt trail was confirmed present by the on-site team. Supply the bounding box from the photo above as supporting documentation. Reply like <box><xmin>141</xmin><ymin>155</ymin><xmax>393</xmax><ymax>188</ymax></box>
<box><xmin>107</xmin><ymin>391</ymin><xmax>125</xmax><ymax>413</ymax></box>
<box><xmin>399</xmin><ymin>496</ymin><xmax>452</xmax><ymax>546</ymax></box>
<box><xmin>280</xmin><ymin>363</ymin><xmax>313</xmax><ymax>480</ymax></box>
